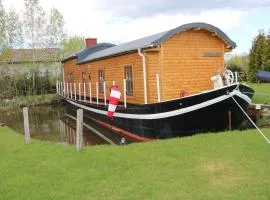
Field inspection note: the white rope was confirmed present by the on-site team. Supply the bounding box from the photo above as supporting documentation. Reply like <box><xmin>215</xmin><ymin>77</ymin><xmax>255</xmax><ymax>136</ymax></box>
<box><xmin>243</xmin><ymin>91</ymin><xmax>270</xmax><ymax>97</ymax></box>
<box><xmin>231</xmin><ymin>96</ymin><xmax>270</xmax><ymax>144</ymax></box>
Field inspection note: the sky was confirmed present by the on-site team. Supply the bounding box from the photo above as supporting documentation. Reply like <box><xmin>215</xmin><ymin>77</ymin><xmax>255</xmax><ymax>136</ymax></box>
<box><xmin>2</xmin><ymin>0</ymin><xmax>270</xmax><ymax>54</ymax></box>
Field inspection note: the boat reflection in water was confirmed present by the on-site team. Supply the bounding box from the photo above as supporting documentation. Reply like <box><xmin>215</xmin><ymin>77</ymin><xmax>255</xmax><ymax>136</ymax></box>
<box><xmin>0</xmin><ymin>105</ymin><xmax>130</xmax><ymax>146</ymax></box>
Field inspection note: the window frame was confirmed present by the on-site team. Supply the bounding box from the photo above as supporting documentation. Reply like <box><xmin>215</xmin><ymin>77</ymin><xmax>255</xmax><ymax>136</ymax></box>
<box><xmin>124</xmin><ymin>65</ymin><xmax>134</xmax><ymax>96</ymax></box>
<box><xmin>98</xmin><ymin>69</ymin><xmax>105</xmax><ymax>93</ymax></box>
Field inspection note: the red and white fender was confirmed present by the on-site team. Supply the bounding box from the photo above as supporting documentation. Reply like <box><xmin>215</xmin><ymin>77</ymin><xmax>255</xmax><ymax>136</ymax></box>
<box><xmin>107</xmin><ymin>86</ymin><xmax>121</xmax><ymax>118</ymax></box>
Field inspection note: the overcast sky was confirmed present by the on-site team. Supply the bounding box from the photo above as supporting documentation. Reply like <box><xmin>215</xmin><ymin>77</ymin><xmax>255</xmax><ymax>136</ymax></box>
<box><xmin>2</xmin><ymin>0</ymin><xmax>270</xmax><ymax>54</ymax></box>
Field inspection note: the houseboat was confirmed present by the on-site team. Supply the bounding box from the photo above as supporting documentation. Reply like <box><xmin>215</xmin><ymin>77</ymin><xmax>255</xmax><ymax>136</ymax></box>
<box><xmin>59</xmin><ymin>22</ymin><xmax>254</xmax><ymax>141</ymax></box>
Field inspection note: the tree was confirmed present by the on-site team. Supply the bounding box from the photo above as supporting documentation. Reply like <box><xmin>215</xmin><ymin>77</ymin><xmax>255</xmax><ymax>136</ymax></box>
<box><xmin>23</xmin><ymin>0</ymin><xmax>46</xmax><ymax>49</ymax></box>
<box><xmin>46</xmin><ymin>8</ymin><xmax>65</xmax><ymax>48</ymax></box>
<box><xmin>248</xmin><ymin>30</ymin><xmax>268</xmax><ymax>82</ymax></box>
<box><xmin>61</xmin><ymin>36</ymin><xmax>85</xmax><ymax>58</ymax></box>
<box><xmin>6</xmin><ymin>8</ymin><xmax>24</xmax><ymax>48</ymax></box>
<box><xmin>0</xmin><ymin>1</ymin><xmax>7</xmax><ymax>52</ymax></box>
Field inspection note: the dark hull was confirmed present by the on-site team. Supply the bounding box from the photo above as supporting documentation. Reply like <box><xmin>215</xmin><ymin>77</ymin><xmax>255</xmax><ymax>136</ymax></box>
<box><xmin>65</xmin><ymin>84</ymin><xmax>254</xmax><ymax>140</ymax></box>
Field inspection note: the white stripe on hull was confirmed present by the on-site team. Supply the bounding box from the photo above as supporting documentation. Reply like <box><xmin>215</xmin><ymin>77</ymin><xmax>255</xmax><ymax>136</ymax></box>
<box><xmin>66</xmin><ymin>90</ymin><xmax>251</xmax><ymax>120</ymax></box>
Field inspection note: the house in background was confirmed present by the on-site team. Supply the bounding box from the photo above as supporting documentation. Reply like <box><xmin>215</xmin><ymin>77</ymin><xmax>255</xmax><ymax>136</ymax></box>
<box><xmin>0</xmin><ymin>48</ymin><xmax>61</xmax><ymax>75</ymax></box>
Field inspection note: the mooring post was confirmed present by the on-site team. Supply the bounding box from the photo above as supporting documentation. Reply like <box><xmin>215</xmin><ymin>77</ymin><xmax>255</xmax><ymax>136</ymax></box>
<box><xmin>228</xmin><ymin>110</ymin><xmax>232</xmax><ymax>131</ymax></box>
<box><xmin>23</xmin><ymin>107</ymin><xmax>30</xmax><ymax>144</ymax></box>
<box><xmin>76</xmin><ymin>109</ymin><xmax>83</xmax><ymax>152</ymax></box>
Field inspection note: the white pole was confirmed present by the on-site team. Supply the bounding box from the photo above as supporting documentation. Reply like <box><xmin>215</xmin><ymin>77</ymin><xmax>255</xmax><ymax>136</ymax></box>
<box><xmin>96</xmin><ymin>82</ymin><xmax>99</xmax><ymax>105</ymax></box>
<box><xmin>123</xmin><ymin>79</ymin><xmax>127</xmax><ymax>108</ymax></box>
<box><xmin>112</xmin><ymin>81</ymin><xmax>115</xmax><ymax>86</ymax></box>
<box><xmin>63</xmin><ymin>82</ymin><xmax>66</xmax><ymax>97</ymax></box>
<box><xmin>104</xmin><ymin>82</ymin><xmax>106</xmax><ymax>106</ymax></box>
<box><xmin>89</xmin><ymin>82</ymin><xmax>92</xmax><ymax>103</ymax></box>
<box><xmin>84</xmin><ymin>82</ymin><xmax>86</xmax><ymax>102</ymax></box>
<box><xmin>74</xmin><ymin>83</ymin><xmax>77</xmax><ymax>101</ymax></box>
<box><xmin>138</xmin><ymin>48</ymin><xmax>147</xmax><ymax>104</ymax></box>
<box><xmin>60</xmin><ymin>82</ymin><xmax>63</xmax><ymax>96</ymax></box>
<box><xmin>79</xmin><ymin>83</ymin><xmax>81</xmax><ymax>101</ymax></box>
<box><xmin>235</xmin><ymin>72</ymin><xmax>238</xmax><ymax>83</ymax></box>
<box><xmin>70</xmin><ymin>82</ymin><xmax>73</xmax><ymax>99</ymax></box>
<box><xmin>156</xmin><ymin>73</ymin><xmax>161</xmax><ymax>102</ymax></box>
<box><xmin>66</xmin><ymin>83</ymin><xmax>69</xmax><ymax>98</ymax></box>
<box><xmin>56</xmin><ymin>81</ymin><xmax>58</xmax><ymax>94</ymax></box>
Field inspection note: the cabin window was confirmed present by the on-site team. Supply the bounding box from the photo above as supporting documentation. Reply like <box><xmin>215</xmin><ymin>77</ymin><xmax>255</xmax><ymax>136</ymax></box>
<box><xmin>67</xmin><ymin>72</ymin><xmax>73</xmax><ymax>83</ymax></box>
<box><xmin>124</xmin><ymin>65</ymin><xmax>133</xmax><ymax>96</ymax></box>
<box><xmin>82</xmin><ymin>72</ymin><xmax>86</xmax><ymax>83</ymax></box>
<box><xmin>98</xmin><ymin>70</ymin><xmax>105</xmax><ymax>93</ymax></box>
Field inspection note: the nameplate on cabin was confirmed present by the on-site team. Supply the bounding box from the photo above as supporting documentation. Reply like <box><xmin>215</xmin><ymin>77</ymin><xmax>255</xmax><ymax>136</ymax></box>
<box><xmin>202</xmin><ymin>51</ymin><xmax>222</xmax><ymax>57</ymax></box>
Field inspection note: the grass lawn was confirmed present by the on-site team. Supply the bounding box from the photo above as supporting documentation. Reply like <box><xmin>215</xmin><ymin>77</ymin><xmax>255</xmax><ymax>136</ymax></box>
<box><xmin>248</xmin><ymin>83</ymin><xmax>270</xmax><ymax>104</ymax></box>
<box><xmin>0</xmin><ymin>127</ymin><xmax>270</xmax><ymax>200</ymax></box>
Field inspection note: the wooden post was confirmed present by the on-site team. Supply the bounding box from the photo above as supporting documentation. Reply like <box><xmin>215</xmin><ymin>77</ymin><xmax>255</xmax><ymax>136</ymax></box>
<box><xmin>79</xmin><ymin>83</ymin><xmax>81</xmax><ymax>101</ymax></box>
<box><xmin>96</xmin><ymin>82</ymin><xmax>99</xmax><ymax>105</ymax></box>
<box><xmin>84</xmin><ymin>82</ymin><xmax>86</xmax><ymax>102</ymax></box>
<box><xmin>123</xmin><ymin>79</ymin><xmax>127</xmax><ymax>108</ymax></box>
<box><xmin>228</xmin><ymin>110</ymin><xmax>232</xmax><ymax>131</ymax></box>
<box><xmin>156</xmin><ymin>73</ymin><xmax>161</xmax><ymax>102</ymax></box>
<box><xmin>89</xmin><ymin>82</ymin><xmax>92</xmax><ymax>103</ymax></box>
<box><xmin>23</xmin><ymin>107</ymin><xmax>30</xmax><ymax>144</ymax></box>
<box><xmin>76</xmin><ymin>109</ymin><xmax>83</xmax><ymax>152</ymax></box>
<box><xmin>104</xmin><ymin>82</ymin><xmax>106</xmax><ymax>106</ymax></box>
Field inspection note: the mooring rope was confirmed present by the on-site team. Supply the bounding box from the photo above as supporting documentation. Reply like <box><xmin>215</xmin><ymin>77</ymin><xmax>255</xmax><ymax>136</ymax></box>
<box><xmin>231</xmin><ymin>96</ymin><xmax>270</xmax><ymax>144</ymax></box>
<box><xmin>243</xmin><ymin>91</ymin><xmax>270</xmax><ymax>97</ymax></box>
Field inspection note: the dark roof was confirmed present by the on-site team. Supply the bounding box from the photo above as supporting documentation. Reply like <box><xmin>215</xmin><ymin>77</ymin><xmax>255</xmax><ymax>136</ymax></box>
<box><xmin>63</xmin><ymin>22</ymin><xmax>236</xmax><ymax>64</ymax></box>
<box><xmin>0</xmin><ymin>48</ymin><xmax>61</xmax><ymax>63</ymax></box>
<box><xmin>62</xmin><ymin>43</ymin><xmax>116</xmax><ymax>63</ymax></box>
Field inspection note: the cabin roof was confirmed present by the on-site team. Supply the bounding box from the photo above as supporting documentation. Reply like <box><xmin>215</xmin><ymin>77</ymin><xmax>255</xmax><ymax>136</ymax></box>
<box><xmin>62</xmin><ymin>43</ymin><xmax>116</xmax><ymax>63</ymax></box>
<box><xmin>63</xmin><ymin>22</ymin><xmax>236</xmax><ymax>64</ymax></box>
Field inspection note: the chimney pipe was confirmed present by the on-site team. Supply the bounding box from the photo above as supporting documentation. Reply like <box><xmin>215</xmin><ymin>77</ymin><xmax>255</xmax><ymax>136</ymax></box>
<box><xmin>85</xmin><ymin>38</ymin><xmax>97</xmax><ymax>48</ymax></box>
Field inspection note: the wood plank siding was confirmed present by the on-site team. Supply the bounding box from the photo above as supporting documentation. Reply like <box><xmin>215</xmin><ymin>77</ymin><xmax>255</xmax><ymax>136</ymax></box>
<box><xmin>63</xmin><ymin>29</ymin><xmax>231</xmax><ymax>105</ymax></box>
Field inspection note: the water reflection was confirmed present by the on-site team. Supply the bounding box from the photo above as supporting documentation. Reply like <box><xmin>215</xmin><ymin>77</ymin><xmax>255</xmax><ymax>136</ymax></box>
<box><xmin>0</xmin><ymin>104</ymin><xmax>127</xmax><ymax>146</ymax></box>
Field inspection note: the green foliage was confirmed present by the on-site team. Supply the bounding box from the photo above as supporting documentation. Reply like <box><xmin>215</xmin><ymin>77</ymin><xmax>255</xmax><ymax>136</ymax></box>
<box><xmin>0</xmin><ymin>127</ymin><xmax>270</xmax><ymax>200</ymax></box>
<box><xmin>226</xmin><ymin>54</ymin><xmax>249</xmax><ymax>73</ymax></box>
<box><xmin>0</xmin><ymin>63</ymin><xmax>61</xmax><ymax>99</ymax></box>
<box><xmin>248</xmin><ymin>30</ymin><xmax>270</xmax><ymax>82</ymax></box>
<box><xmin>23</xmin><ymin>0</ymin><xmax>46</xmax><ymax>48</ymax></box>
<box><xmin>5</xmin><ymin>7</ymin><xmax>24</xmax><ymax>48</ymax></box>
<box><xmin>47</xmin><ymin>8</ymin><xmax>66</xmax><ymax>48</ymax></box>
<box><xmin>61</xmin><ymin>35</ymin><xmax>85</xmax><ymax>57</ymax></box>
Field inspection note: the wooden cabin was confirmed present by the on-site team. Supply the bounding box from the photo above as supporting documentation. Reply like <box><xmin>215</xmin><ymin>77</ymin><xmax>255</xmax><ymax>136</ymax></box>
<box><xmin>62</xmin><ymin>22</ymin><xmax>236</xmax><ymax>105</ymax></box>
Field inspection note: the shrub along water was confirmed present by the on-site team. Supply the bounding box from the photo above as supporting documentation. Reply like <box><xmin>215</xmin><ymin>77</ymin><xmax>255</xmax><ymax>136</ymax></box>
<box><xmin>0</xmin><ymin>63</ymin><xmax>61</xmax><ymax>99</ymax></box>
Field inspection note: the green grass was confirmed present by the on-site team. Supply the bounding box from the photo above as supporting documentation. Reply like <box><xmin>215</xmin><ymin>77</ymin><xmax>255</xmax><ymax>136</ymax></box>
<box><xmin>248</xmin><ymin>83</ymin><xmax>270</xmax><ymax>104</ymax></box>
<box><xmin>0</xmin><ymin>127</ymin><xmax>270</xmax><ymax>200</ymax></box>
<box><xmin>0</xmin><ymin>94</ymin><xmax>62</xmax><ymax>110</ymax></box>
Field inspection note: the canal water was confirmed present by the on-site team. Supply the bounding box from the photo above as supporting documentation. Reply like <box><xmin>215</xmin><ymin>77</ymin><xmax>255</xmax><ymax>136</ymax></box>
<box><xmin>0</xmin><ymin>104</ymin><xmax>127</xmax><ymax>146</ymax></box>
